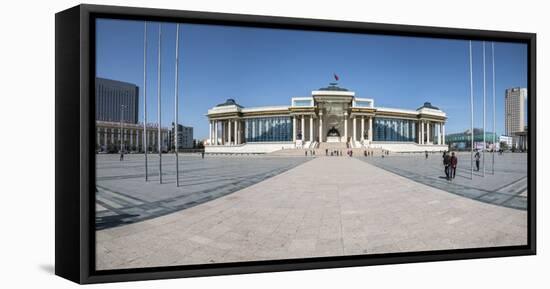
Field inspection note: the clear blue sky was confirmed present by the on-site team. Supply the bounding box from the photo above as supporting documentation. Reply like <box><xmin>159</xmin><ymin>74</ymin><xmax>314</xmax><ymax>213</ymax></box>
<box><xmin>96</xmin><ymin>18</ymin><xmax>527</xmax><ymax>140</ymax></box>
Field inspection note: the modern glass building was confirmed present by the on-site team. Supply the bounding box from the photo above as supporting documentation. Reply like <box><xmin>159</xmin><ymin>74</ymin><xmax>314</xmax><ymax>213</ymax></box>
<box><xmin>446</xmin><ymin>129</ymin><xmax>498</xmax><ymax>151</ymax></box>
<box><xmin>205</xmin><ymin>84</ymin><xmax>447</xmax><ymax>152</ymax></box>
<box><xmin>95</xmin><ymin>77</ymin><xmax>139</xmax><ymax>124</ymax></box>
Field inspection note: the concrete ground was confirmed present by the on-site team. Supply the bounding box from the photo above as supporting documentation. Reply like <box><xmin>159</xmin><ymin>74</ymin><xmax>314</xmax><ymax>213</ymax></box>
<box><xmin>96</xmin><ymin>156</ymin><xmax>527</xmax><ymax>270</ymax></box>
<box><xmin>96</xmin><ymin>154</ymin><xmax>310</xmax><ymax>229</ymax></box>
<box><xmin>358</xmin><ymin>152</ymin><xmax>527</xmax><ymax>210</ymax></box>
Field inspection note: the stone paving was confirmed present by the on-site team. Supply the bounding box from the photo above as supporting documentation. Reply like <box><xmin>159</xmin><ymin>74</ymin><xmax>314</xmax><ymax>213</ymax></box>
<box><xmin>96</xmin><ymin>154</ymin><xmax>311</xmax><ymax>229</ymax></box>
<box><xmin>96</xmin><ymin>156</ymin><xmax>527</xmax><ymax>270</ymax></box>
<box><xmin>357</xmin><ymin>152</ymin><xmax>527</xmax><ymax>210</ymax></box>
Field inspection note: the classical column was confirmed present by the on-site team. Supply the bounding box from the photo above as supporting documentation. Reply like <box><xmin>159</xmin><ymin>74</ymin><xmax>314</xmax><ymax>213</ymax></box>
<box><xmin>137</xmin><ymin>130</ymin><xmax>141</xmax><ymax>151</ymax></box>
<box><xmin>111</xmin><ymin>129</ymin><xmax>115</xmax><ymax>146</ymax></box>
<box><xmin>150</xmin><ymin>131</ymin><xmax>154</xmax><ymax>150</ymax></box>
<box><xmin>213</xmin><ymin>121</ymin><xmax>216</xmax><ymax>145</ymax></box>
<box><xmin>220</xmin><ymin>121</ymin><xmax>223</xmax><ymax>145</ymax></box>
<box><xmin>130</xmin><ymin>129</ymin><xmax>134</xmax><ymax>149</ymax></box>
<box><xmin>368</xmin><ymin>117</ymin><xmax>373</xmax><ymax>142</ymax></box>
<box><xmin>150</xmin><ymin>130</ymin><xmax>154</xmax><ymax>151</ymax></box>
<box><xmin>437</xmin><ymin>123</ymin><xmax>441</xmax><ymax>145</ymax></box>
<box><xmin>209</xmin><ymin>121</ymin><xmax>212</xmax><ymax>145</ymax></box>
<box><xmin>344</xmin><ymin>112</ymin><xmax>348</xmax><ymax>141</ymax></box>
<box><xmin>421</xmin><ymin>121</ymin><xmax>425</xmax><ymax>144</ymax></box>
<box><xmin>97</xmin><ymin>129</ymin><xmax>100</xmax><ymax>147</ymax></box>
<box><xmin>353</xmin><ymin>116</ymin><xmax>357</xmax><ymax>142</ymax></box>
<box><xmin>228</xmin><ymin>120</ymin><xmax>232</xmax><ymax>145</ymax></box>
<box><xmin>319</xmin><ymin>113</ymin><xmax>323</xmax><ymax>142</ymax></box>
<box><xmin>103</xmin><ymin>129</ymin><xmax>107</xmax><ymax>147</ymax></box>
<box><xmin>218</xmin><ymin>120</ymin><xmax>221</xmax><ymax>145</ymax></box>
<box><xmin>309</xmin><ymin>116</ymin><xmax>313</xmax><ymax>142</ymax></box>
<box><xmin>361</xmin><ymin>116</ymin><xmax>365</xmax><ymax>141</ymax></box>
<box><xmin>427</xmin><ymin>121</ymin><xmax>430</xmax><ymax>144</ymax></box>
<box><xmin>222</xmin><ymin>121</ymin><xmax>225</xmax><ymax>145</ymax></box>
<box><xmin>236</xmin><ymin>121</ymin><xmax>240</xmax><ymax>145</ymax></box>
<box><xmin>234</xmin><ymin>119</ymin><xmax>237</xmax><ymax>145</ymax></box>
<box><xmin>301</xmin><ymin>115</ymin><xmax>305</xmax><ymax>141</ymax></box>
<box><xmin>442</xmin><ymin>124</ymin><xmax>446</xmax><ymax>145</ymax></box>
<box><xmin>292</xmin><ymin>115</ymin><xmax>296</xmax><ymax>142</ymax></box>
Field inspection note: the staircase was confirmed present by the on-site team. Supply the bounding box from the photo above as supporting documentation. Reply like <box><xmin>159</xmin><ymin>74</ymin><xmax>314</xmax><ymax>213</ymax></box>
<box><xmin>318</xmin><ymin>142</ymin><xmax>347</xmax><ymax>150</ymax></box>
<box><xmin>268</xmin><ymin>142</ymin><xmax>388</xmax><ymax>157</ymax></box>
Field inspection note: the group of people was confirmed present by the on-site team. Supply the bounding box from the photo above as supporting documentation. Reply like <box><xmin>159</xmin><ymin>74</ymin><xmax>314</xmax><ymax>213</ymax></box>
<box><xmin>363</xmin><ymin>150</ymin><xmax>376</xmax><ymax>157</ymax></box>
<box><xmin>325</xmin><ymin>149</ymin><xmax>344</xmax><ymax>156</ymax></box>
<box><xmin>442</xmin><ymin>151</ymin><xmax>458</xmax><ymax>180</ymax></box>
<box><xmin>304</xmin><ymin>150</ymin><xmax>316</xmax><ymax>157</ymax></box>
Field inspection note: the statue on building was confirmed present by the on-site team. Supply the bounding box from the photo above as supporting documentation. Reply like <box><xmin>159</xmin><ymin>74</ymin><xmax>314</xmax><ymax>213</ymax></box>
<box><xmin>327</xmin><ymin>126</ymin><xmax>340</xmax><ymax>137</ymax></box>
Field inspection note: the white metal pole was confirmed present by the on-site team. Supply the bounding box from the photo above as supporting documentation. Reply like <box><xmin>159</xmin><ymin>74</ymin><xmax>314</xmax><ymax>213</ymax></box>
<box><xmin>143</xmin><ymin>21</ymin><xmax>148</xmax><ymax>181</ymax></box>
<box><xmin>120</xmin><ymin>105</ymin><xmax>124</xmax><ymax>155</ymax></box>
<box><xmin>469</xmin><ymin>40</ymin><xmax>474</xmax><ymax>179</ymax></box>
<box><xmin>491</xmin><ymin>42</ymin><xmax>497</xmax><ymax>175</ymax></box>
<box><xmin>174</xmin><ymin>23</ymin><xmax>180</xmax><ymax>187</ymax></box>
<box><xmin>483</xmin><ymin>41</ymin><xmax>486</xmax><ymax>177</ymax></box>
<box><xmin>157</xmin><ymin>23</ymin><xmax>163</xmax><ymax>184</ymax></box>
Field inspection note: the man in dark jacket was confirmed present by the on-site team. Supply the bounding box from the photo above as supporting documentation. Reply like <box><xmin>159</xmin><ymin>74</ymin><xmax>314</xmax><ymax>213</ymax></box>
<box><xmin>443</xmin><ymin>152</ymin><xmax>450</xmax><ymax>180</ymax></box>
<box><xmin>450</xmin><ymin>152</ymin><xmax>458</xmax><ymax>179</ymax></box>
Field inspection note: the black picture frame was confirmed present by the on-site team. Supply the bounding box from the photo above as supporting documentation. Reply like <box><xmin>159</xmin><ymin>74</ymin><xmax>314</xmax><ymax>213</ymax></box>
<box><xmin>55</xmin><ymin>4</ymin><xmax>536</xmax><ymax>284</ymax></box>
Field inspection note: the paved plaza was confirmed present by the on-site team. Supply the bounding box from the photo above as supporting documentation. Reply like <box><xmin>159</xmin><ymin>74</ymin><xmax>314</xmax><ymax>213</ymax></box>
<box><xmin>96</xmin><ymin>154</ymin><xmax>527</xmax><ymax>270</ymax></box>
<box><xmin>359</xmin><ymin>152</ymin><xmax>527</xmax><ymax>210</ymax></box>
<box><xmin>96</xmin><ymin>154</ymin><xmax>310</xmax><ymax>229</ymax></box>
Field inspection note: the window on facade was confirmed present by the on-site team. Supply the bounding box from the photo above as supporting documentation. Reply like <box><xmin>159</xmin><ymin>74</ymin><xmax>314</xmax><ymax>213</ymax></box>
<box><xmin>245</xmin><ymin>116</ymin><xmax>292</xmax><ymax>142</ymax></box>
<box><xmin>293</xmin><ymin>100</ymin><xmax>312</xmax><ymax>107</ymax></box>
<box><xmin>374</xmin><ymin>118</ymin><xmax>416</xmax><ymax>142</ymax></box>
<box><xmin>354</xmin><ymin>100</ymin><xmax>372</xmax><ymax>108</ymax></box>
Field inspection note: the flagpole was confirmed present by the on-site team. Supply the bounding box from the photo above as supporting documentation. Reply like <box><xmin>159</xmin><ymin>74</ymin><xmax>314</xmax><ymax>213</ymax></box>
<box><xmin>483</xmin><ymin>41</ymin><xmax>486</xmax><ymax>177</ymax></box>
<box><xmin>143</xmin><ymin>21</ymin><xmax>148</xmax><ymax>182</ymax></box>
<box><xmin>174</xmin><ymin>24</ymin><xmax>180</xmax><ymax>187</ymax></box>
<box><xmin>157</xmin><ymin>23</ymin><xmax>163</xmax><ymax>184</ymax></box>
<box><xmin>492</xmin><ymin>42</ymin><xmax>496</xmax><ymax>175</ymax></box>
<box><xmin>469</xmin><ymin>40</ymin><xmax>474</xmax><ymax>180</ymax></box>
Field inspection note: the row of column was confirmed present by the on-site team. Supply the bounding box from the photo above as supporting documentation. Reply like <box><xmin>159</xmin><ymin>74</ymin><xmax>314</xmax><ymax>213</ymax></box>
<box><xmin>418</xmin><ymin>120</ymin><xmax>445</xmax><ymax>145</ymax></box>
<box><xmin>291</xmin><ymin>114</ymin><xmax>374</xmax><ymax>143</ymax></box>
<box><xmin>209</xmin><ymin>119</ymin><xmax>243</xmax><ymax>146</ymax></box>
<box><xmin>96</xmin><ymin>127</ymin><xmax>167</xmax><ymax>151</ymax></box>
<box><xmin>292</xmin><ymin>114</ymin><xmax>315</xmax><ymax>142</ymax></box>
<box><xmin>344</xmin><ymin>114</ymin><xmax>373</xmax><ymax>143</ymax></box>
<box><xmin>206</xmin><ymin>116</ymin><xmax>446</xmax><ymax>146</ymax></box>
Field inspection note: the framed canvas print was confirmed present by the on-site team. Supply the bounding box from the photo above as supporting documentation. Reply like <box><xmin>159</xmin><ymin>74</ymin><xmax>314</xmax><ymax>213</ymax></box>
<box><xmin>55</xmin><ymin>4</ymin><xmax>536</xmax><ymax>284</ymax></box>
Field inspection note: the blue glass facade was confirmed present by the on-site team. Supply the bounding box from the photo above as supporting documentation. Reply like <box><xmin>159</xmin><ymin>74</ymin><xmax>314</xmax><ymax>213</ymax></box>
<box><xmin>374</xmin><ymin>118</ymin><xmax>416</xmax><ymax>142</ymax></box>
<box><xmin>245</xmin><ymin>116</ymin><xmax>292</xmax><ymax>142</ymax></box>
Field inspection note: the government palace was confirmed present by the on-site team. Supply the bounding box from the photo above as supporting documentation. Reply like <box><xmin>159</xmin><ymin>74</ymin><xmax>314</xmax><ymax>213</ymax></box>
<box><xmin>205</xmin><ymin>83</ymin><xmax>448</xmax><ymax>153</ymax></box>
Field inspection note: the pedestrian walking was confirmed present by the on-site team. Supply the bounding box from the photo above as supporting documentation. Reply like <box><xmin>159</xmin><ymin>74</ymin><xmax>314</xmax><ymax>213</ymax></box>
<box><xmin>450</xmin><ymin>152</ymin><xmax>458</xmax><ymax>179</ymax></box>
<box><xmin>325</xmin><ymin>148</ymin><xmax>328</xmax><ymax>156</ymax></box>
<box><xmin>201</xmin><ymin>151</ymin><xmax>205</xmax><ymax>159</ymax></box>
<box><xmin>120</xmin><ymin>150</ymin><xmax>124</xmax><ymax>161</ymax></box>
<box><xmin>425</xmin><ymin>150</ymin><xmax>429</xmax><ymax>159</ymax></box>
<box><xmin>475</xmin><ymin>150</ymin><xmax>481</xmax><ymax>171</ymax></box>
<box><xmin>443</xmin><ymin>151</ymin><xmax>450</xmax><ymax>180</ymax></box>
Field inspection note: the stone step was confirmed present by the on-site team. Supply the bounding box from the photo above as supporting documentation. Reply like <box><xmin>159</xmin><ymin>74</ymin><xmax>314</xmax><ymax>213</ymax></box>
<box><xmin>318</xmin><ymin>142</ymin><xmax>348</xmax><ymax>150</ymax></box>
